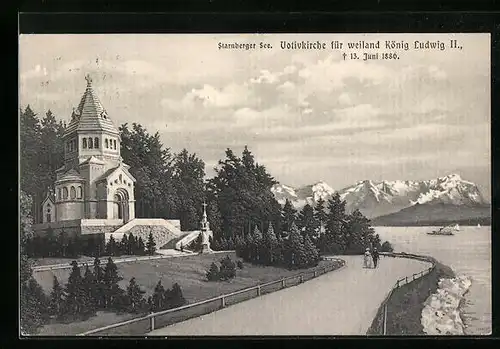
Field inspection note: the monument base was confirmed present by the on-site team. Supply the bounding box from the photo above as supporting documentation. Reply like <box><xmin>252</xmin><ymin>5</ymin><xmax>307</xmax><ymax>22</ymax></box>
<box><xmin>200</xmin><ymin>243</ymin><xmax>213</xmax><ymax>253</ymax></box>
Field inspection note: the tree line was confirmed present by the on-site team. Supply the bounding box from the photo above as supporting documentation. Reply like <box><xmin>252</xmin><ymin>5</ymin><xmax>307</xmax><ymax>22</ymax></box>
<box><xmin>24</xmin><ymin>230</ymin><xmax>158</xmax><ymax>258</ymax></box>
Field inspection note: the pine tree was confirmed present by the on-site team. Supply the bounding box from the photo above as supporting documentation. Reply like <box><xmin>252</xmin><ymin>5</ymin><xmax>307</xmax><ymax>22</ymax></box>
<box><xmin>245</xmin><ymin>232</ymin><xmax>255</xmax><ymax>262</ymax></box>
<box><xmin>219</xmin><ymin>255</ymin><xmax>236</xmax><ymax>280</ymax></box>
<box><xmin>206</xmin><ymin>262</ymin><xmax>220</xmax><ymax>281</ymax></box>
<box><xmin>81</xmin><ymin>264</ymin><xmax>97</xmax><ymax>315</ymax></box>
<box><xmin>303</xmin><ymin>234</ymin><xmax>320</xmax><ymax>267</ymax></box>
<box><xmin>137</xmin><ymin>237</ymin><xmax>146</xmax><ymax>255</ymax></box>
<box><xmin>105</xmin><ymin>236</ymin><xmax>118</xmax><ymax>256</ymax></box>
<box><xmin>285</xmin><ymin>223</ymin><xmax>307</xmax><ymax>269</ymax></box>
<box><xmin>93</xmin><ymin>258</ymin><xmax>105</xmax><ymax>309</ymax></box>
<box><xmin>324</xmin><ymin>194</ymin><xmax>348</xmax><ymax>254</ymax></box>
<box><xmin>128</xmin><ymin>233</ymin><xmax>136</xmax><ymax>255</ymax></box>
<box><xmin>281</xmin><ymin>199</ymin><xmax>297</xmax><ymax>239</ymax></box>
<box><xmin>252</xmin><ymin>226</ymin><xmax>264</xmax><ymax>264</ymax></box>
<box><xmin>167</xmin><ymin>283</ymin><xmax>186</xmax><ymax>309</ymax></box>
<box><xmin>298</xmin><ymin>203</ymin><xmax>318</xmax><ymax>240</ymax></box>
<box><xmin>103</xmin><ymin>257</ymin><xmax>124</xmax><ymax>309</ymax></box>
<box><xmin>152</xmin><ymin>280</ymin><xmax>166</xmax><ymax>311</ymax></box>
<box><xmin>146</xmin><ymin>232</ymin><xmax>156</xmax><ymax>255</ymax></box>
<box><xmin>64</xmin><ymin>261</ymin><xmax>85</xmax><ymax>315</ymax></box>
<box><xmin>49</xmin><ymin>275</ymin><xmax>65</xmax><ymax>317</ymax></box>
<box><xmin>120</xmin><ymin>234</ymin><xmax>129</xmax><ymax>256</ymax></box>
<box><xmin>344</xmin><ymin>209</ymin><xmax>375</xmax><ymax>254</ymax></box>
<box><xmin>126</xmin><ymin>277</ymin><xmax>146</xmax><ymax>313</ymax></box>
<box><xmin>264</xmin><ymin>223</ymin><xmax>279</xmax><ymax>265</ymax></box>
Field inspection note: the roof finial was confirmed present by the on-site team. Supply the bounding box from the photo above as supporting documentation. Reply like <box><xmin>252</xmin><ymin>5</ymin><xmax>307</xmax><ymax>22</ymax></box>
<box><xmin>85</xmin><ymin>74</ymin><xmax>92</xmax><ymax>87</ymax></box>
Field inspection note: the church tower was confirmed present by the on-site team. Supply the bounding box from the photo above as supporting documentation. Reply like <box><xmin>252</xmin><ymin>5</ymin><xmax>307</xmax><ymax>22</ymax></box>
<box><xmin>54</xmin><ymin>75</ymin><xmax>136</xmax><ymax>222</ymax></box>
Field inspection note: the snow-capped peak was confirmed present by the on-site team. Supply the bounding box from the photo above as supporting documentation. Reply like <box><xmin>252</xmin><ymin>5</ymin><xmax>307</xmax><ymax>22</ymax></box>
<box><xmin>271</xmin><ymin>173</ymin><xmax>487</xmax><ymax>218</ymax></box>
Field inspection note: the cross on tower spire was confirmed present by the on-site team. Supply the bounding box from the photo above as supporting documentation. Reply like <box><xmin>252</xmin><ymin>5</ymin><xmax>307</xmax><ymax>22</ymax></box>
<box><xmin>85</xmin><ymin>74</ymin><xmax>92</xmax><ymax>87</ymax></box>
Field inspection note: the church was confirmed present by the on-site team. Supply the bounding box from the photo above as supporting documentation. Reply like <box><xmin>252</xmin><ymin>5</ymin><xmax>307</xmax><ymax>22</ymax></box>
<box><xmin>33</xmin><ymin>75</ymin><xmax>212</xmax><ymax>251</ymax></box>
<box><xmin>42</xmin><ymin>75</ymin><xmax>135</xmax><ymax>223</ymax></box>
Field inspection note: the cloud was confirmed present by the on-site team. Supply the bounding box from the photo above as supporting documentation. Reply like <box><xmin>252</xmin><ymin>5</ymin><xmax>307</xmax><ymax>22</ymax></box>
<box><xmin>250</xmin><ymin>69</ymin><xmax>280</xmax><ymax>84</ymax></box>
<box><xmin>338</xmin><ymin>92</ymin><xmax>352</xmax><ymax>106</ymax></box>
<box><xmin>298</xmin><ymin>56</ymin><xmax>393</xmax><ymax>92</ymax></box>
<box><xmin>20</xmin><ymin>64</ymin><xmax>48</xmax><ymax>80</ymax></box>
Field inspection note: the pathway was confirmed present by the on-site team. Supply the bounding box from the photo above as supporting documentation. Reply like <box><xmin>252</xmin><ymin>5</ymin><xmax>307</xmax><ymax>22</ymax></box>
<box><xmin>148</xmin><ymin>255</ymin><xmax>431</xmax><ymax>336</ymax></box>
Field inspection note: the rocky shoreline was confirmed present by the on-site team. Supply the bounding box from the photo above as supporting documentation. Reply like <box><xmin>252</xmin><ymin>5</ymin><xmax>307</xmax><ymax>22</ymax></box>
<box><xmin>421</xmin><ymin>275</ymin><xmax>472</xmax><ymax>335</ymax></box>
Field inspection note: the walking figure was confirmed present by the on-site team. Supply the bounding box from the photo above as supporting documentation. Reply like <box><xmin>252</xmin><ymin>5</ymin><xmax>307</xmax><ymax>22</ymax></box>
<box><xmin>363</xmin><ymin>248</ymin><xmax>373</xmax><ymax>268</ymax></box>
<box><xmin>372</xmin><ymin>247</ymin><xmax>380</xmax><ymax>268</ymax></box>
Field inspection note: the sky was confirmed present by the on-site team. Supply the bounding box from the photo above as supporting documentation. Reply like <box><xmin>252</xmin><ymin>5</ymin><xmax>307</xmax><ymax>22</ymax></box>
<box><xmin>19</xmin><ymin>33</ymin><xmax>491</xmax><ymax>200</ymax></box>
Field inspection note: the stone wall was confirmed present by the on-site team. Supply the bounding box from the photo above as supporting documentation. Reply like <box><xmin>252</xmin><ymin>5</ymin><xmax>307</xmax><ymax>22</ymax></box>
<box><xmin>105</xmin><ymin>224</ymin><xmax>179</xmax><ymax>248</ymax></box>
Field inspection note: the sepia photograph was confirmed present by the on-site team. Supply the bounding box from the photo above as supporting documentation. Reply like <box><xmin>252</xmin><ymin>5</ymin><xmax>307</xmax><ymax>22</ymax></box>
<box><xmin>19</xmin><ymin>33</ymin><xmax>491</xmax><ymax>336</ymax></box>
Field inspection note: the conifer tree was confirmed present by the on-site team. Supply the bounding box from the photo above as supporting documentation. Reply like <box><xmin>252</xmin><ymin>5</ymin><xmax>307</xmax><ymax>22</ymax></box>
<box><xmin>126</xmin><ymin>277</ymin><xmax>146</xmax><ymax>313</ymax></box>
<box><xmin>285</xmin><ymin>223</ymin><xmax>307</xmax><ymax>269</ymax></box>
<box><xmin>303</xmin><ymin>234</ymin><xmax>320</xmax><ymax>267</ymax></box>
<box><xmin>324</xmin><ymin>194</ymin><xmax>348</xmax><ymax>254</ymax></box>
<box><xmin>128</xmin><ymin>233</ymin><xmax>136</xmax><ymax>255</ymax></box>
<box><xmin>281</xmin><ymin>199</ymin><xmax>297</xmax><ymax>239</ymax></box>
<box><xmin>146</xmin><ymin>232</ymin><xmax>156</xmax><ymax>255</ymax></box>
<box><xmin>105</xmin><ymin>235</ymin><xmax>118</xmax><ymax>256</ymax></box>
<box><xmin>206</xmin><ymin>262</ymin><xmax>220</xmax><ymax>281</ymax></box>
<box><xmin>152</xmin><ymin>280</ymin><xmax>166</xmax><ymax>311</ymax></box>
<box><xmin>137</xmin><ymin>237</ymin><xmax>146</xmax><ymax>255</ymax></box>
<box><xmin>298</xmin><ymin>203</ymin><xmax>318</xmax><ymax>240</ymax></box>
<box><xmin>49</xmin><ymin>275</ymin><xmax>65</xmax><ymax>317</ymax></box>
<box><xmin>120</xmin><ymin>234</ymin><xmax>129</xmax><ymax>255</ymax></box>
<box><xmin>103</xmin><ymin>257</ymin><xmax>124</xmax><ymax>309</ymax></box>
<box><xmin>264</xmin><ymin>223</ymin><xmax>279</xmax><ymax>265</ymax></box>
<box><xmin>93</xmin><ymin>257</ymin><xmax>106</xmax><ymax>309</ymax></box>
<box><xmin>81</xmin><ymin>264</ymin><xmax>97</xmax><ymax>314</ymax></box>
<box><xmin>252</xmin><ymin>226</ymin><xmax>263</xmax><ymax>264</ymax></box>
<box><xmin>167</xmin><ymin>283</ymin><xmax>186</xmax><ymax>308</ymax></box>
<box><xmin>245</xmin><ymin>232</ymin><xmax>255</xmax><ymax>262</ymax></box>
<box><xmin>64</xmin><ymin>261</ymin><xmax>85</xmax><ymax>315</ymax></box>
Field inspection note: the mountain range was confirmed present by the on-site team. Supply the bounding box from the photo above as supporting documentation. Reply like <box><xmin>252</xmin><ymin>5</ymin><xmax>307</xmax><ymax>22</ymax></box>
<box><xmin>271</xmin><ymin>174</ymin><xmax>490</xmax><ymax>225</ymax></box>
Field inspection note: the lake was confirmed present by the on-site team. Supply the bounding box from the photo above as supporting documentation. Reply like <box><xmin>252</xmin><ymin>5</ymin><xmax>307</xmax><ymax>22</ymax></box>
<box><xmin>375</xmin><ymin>226</ymin><xmax>491</xmax><ymax>335</ymax></box>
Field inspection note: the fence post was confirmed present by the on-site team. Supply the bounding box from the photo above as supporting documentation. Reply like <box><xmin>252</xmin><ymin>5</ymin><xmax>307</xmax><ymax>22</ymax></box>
<box><xmin>221</xmin><ymin>296</ymin><xmax>226</xmax><ymax>308</ymax></box>
<box><xmin>383</xmin><ymin>303</ymin><xmax>388</xmax><ymax>335</ymax></box>
<box><xmin>150</xmin><ymin>314</ymin><xmax>155</xmax><ymax>331</ymax></box>
<box><xmin>282</xmin><ymin>278</ymin><xmax>286</xmax><ymax>288</ymax></box>
<box><xmin>405</xmin><ymin>276</ymin><xmax>408</xmax><ymax>284</ymax></box>
<box><xmin>396</xmin><ymin>280</ymin><xmax>400</xmax><ymax>288</ymax></box>
<box><xmin>257</xmin><ymin>285</ymin><xmax>261</xmax><ymax>296</ymax></box>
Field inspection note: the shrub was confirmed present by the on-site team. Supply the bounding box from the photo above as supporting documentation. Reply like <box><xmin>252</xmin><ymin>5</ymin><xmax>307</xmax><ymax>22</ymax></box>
<box><xmin>219</xmin><ymin>256</ymin><xmax>236</xmax><ymax>280</ymax></box>
<box><xmin>206</xmin><ymin>262</ymin><xmax>220</xmax><ymax>281</ymax></box>
<box><xmin>380</xmin><ymin>241</ymin><xmax>394</xmax><ymax>252</ymax></box>
<box><xmin>237</xmin><ymin>260</ymin><xmax>244</xmax><ymax>269</ymax></box>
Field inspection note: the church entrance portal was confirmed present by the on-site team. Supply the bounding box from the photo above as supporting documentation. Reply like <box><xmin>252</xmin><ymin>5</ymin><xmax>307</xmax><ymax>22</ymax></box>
<box><xmin>113</xmin><ymin>188</ymin><xmax>129</xmax><ymax>222</ymax></box>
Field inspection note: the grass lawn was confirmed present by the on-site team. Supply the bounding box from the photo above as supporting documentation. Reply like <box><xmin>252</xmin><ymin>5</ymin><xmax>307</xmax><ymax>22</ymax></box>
<box><xmin>34</xmin><ymin>252</ymin><xmax>339</xmax><ymax>335</ymax></box>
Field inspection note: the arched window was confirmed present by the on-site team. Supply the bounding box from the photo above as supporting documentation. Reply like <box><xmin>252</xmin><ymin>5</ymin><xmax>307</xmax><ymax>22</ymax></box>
<box><xmin>94</xmin><ymin>137</ymin><xmax>99</xmax><ymax>148</ymax></box>
<box><xmin>46</xmin><ymin>206</ymin><xmax>52</xmax><ymax>223</ymax></box>
<box><xmin>119</xmin><ymin>174</ymin><xmax>123</xmax><ymax>183</ymax></box>
<box><xmin>63</xmin><ymin>187</ymin><xmax>68</xmax><ymax>199</ymax></box>
<box><xmin>113</xmin><ymin>140</ymin><xmax>117</xmax><ymax>150</ymax></box>
<box><xmin>105</xmin><ymin>139</ymin><xmax>109</xmax><ymax>148</ymax></box>
<box><xmin>70</xmin><ymin>186</ymin><xmax>76</xmax><ymax>199</ymax></box>
<box><xmin>83</xmin><ymin>138</ymin><xmax>87</xmax><ymax>149</ymax></box>
<box><xmin>88</xmin><ymin>137</ymin><xmax>93</xmax><ymax>149</ymax></box>
<box><xmin>57</xmin><ymin>188</ymin><xmax>61</xmax><ymax>200</ymax></box>
<box><xmin>77</xmin><ymin>186</ymin><xmax>83</xmax><ymax>199</ymax></box>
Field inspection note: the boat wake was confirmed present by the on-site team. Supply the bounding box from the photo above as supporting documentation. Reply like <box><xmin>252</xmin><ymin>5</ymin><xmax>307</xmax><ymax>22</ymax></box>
<box><xmin>421</xmin><ymin>275</ymin><xmax>472</xmax><ymax>335</ymax></box>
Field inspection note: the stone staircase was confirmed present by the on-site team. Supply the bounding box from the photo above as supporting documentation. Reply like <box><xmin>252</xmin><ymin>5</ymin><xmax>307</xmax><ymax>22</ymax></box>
<box><xmin>174</xmin><ymin>230</ymin><xmax>213</xmax><ymax>251</ymax></box>
<box><xmin>105</xmin><ymin>218</ymin><xmax>183</xmax><ymax>249</ymax></box>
